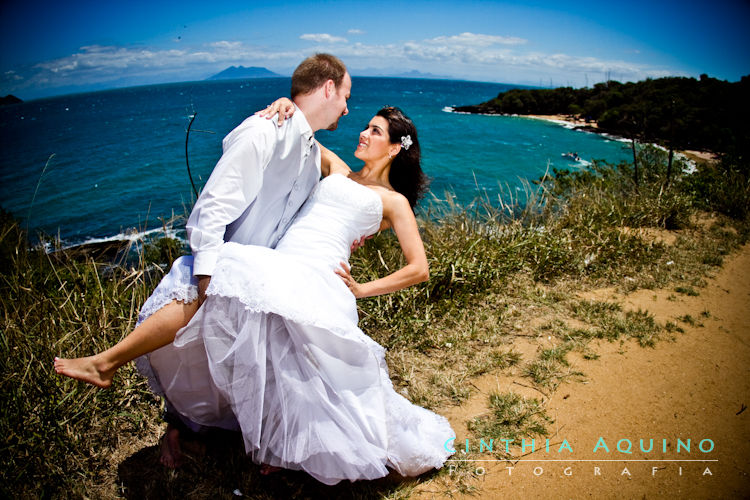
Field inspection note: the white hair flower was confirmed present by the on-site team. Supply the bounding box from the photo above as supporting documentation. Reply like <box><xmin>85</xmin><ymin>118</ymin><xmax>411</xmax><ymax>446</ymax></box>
<box><xmin>400</xmin><ymin>135</ymin><xmax>412</xmax><ymax>151</ymax></box>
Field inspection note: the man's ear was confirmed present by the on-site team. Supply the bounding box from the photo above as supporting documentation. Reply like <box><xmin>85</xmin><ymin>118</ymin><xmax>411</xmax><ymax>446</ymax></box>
<box><xmin>324</xmin><ymin>79</ymin><xmax>335</xmax><ymax>98</ymax></box>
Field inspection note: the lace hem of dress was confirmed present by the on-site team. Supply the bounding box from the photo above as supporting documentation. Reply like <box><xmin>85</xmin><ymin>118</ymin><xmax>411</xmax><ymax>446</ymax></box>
<box><xmin>135</xmin><ymin>283</ymin><xmax>199</xmax><ymax>397</ymax></box>
<box><xmin>137</xmin><ymin>285</ymin><xmax>199</xmax><ymax>325</ymax></box>
<box><xmin>206</xmin><ymin>286</ymin><xmax>387</xmax><ymax>360</ymax></box>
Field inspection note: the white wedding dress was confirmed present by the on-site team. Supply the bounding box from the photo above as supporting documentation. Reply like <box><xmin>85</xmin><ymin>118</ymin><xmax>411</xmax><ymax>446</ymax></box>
<box><xmin>135</xmin><ymin>173</ymin><xmax>455</xmax><ymax>485</ymax></box>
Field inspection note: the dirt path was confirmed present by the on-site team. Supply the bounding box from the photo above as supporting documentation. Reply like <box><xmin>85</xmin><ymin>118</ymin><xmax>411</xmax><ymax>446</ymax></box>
<box><xmin>415</xmin><ymin>245</ymin><xmax>750</xmax><ymax>499</ymax></box>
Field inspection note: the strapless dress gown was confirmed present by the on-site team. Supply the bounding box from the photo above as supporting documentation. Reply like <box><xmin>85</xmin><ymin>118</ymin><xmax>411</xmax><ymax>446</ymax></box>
<box><xmin>136</xmin><ymin>173</ymin><xmax>455</xmax><ymax>484</ymax></box>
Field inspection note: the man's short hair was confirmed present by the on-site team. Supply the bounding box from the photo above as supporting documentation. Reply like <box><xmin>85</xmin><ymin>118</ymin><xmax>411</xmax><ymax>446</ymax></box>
<box><xmin>291</xmin><ymin>53</ymin><xmax>347</xmax><ymax>98</ymax></box>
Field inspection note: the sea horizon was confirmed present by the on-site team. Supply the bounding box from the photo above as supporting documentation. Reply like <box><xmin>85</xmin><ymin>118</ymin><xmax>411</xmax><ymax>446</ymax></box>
<box><xmin>5</xmin><ymin>71</ymin><xmax>550</xmax><ymax>104</ymax></box>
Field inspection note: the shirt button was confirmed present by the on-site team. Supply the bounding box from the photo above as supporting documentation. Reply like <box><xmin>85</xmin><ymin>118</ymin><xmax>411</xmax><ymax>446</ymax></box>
<box><xmin>282</xmin><ymin>217</ymin><xmax>288</xmax><ymax>224</ymax></box>
<box><xmin>294</xmin><ymin>184</ymin><xmax>300</xmax><ymax>191</ymax></box>
<box><xmin>287</xmin><ymin>200</ymin><xmax>293</xmax><ymax>207</ymax></box>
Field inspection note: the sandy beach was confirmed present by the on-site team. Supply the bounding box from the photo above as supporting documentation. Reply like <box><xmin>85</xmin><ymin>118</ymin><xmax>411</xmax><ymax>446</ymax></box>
<box><xmin>413</xmin><ymin>244</ymin><xmax>750</xmax><ymax>499</ymax></box>
<box><xmin>523</xmin><ymin>114</ymin><xmax>720</xmax><ymax>164</ymax></box>
<box><xmin>526</xmin><ymin>114</ymin><xmax>597</xmax><ymax>129</ymax></box>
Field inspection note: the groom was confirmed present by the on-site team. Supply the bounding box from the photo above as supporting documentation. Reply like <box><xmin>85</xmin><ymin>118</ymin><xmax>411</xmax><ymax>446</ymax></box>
<box><xmin>188</xmin><ymin>53</ymin><xmax>351</xmax><ymax>304</ymax></box>
<box><xmin>159</xmin><ymin>53</ymin><xmax>352</xmax><ymax>467</ymax></box>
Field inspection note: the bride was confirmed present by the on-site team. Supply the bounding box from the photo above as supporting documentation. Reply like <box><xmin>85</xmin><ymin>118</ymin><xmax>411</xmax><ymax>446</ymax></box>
<box><xmin>55</xmin><ymin>105</ymin><xmax>455</xmax><ymax>484</ymax></box>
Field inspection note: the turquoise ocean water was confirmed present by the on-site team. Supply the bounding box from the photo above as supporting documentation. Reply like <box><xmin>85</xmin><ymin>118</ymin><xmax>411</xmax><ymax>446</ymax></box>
<box><xmin>0</xmin><ymin>77</ymin><xmax>632</xmax><ymax>245</ymax></box>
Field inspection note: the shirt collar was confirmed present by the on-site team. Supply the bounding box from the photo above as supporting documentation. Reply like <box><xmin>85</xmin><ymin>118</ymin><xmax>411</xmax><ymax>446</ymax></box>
<box><xmin>294</xmin><ymin>105</ymin><xmax>315</xmax><ymax>149</ymax></box>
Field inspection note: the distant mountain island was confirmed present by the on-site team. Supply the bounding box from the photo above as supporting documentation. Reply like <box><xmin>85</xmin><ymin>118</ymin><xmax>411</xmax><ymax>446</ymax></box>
<box><xmin>390</xmin><ymin>70</ymin><xmax>446</xmax><ymax>79</ymax></box>
<box><xmin>1</xmin><ymin>94</ymin><xmax>23</xmax><ymax>106</ymax></box>
<box><xmin>206</xmin><ymin>66</ymin><xmax>454</xmax><ymax>82</ymax></box>
<box><xmin>351</xmin><ymin>68</ymin><xmax>449</xmax><ymax>79</ymax></box>
<box><xmin>207</xmin><ymin>66</ymin><xmax>282</xmax><ymax>81</ymax></box>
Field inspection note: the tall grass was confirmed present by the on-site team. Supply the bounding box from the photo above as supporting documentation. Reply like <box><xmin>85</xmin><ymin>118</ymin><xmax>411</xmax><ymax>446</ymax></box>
<box><xmin>467</xmin><ymin>392</ymin><xmax>552</xmax><ymax>460</ymax></box>
<box><xmin>0</xmin><ymin>209</ymin><xmax>166</xmax><ymax>497</ymax></box>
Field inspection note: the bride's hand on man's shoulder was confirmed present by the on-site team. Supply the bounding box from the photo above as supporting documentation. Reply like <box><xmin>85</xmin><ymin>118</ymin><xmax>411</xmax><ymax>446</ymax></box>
<box><xmin>255</xmin><ymin>97</ymin><xmax>295</xmax><ymax>126</ymax></box>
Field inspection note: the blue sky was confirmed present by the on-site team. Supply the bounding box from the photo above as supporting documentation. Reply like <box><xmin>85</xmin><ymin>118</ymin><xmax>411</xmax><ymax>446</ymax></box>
<box><xmin>1</xmin><ymin>0</ymin><xmax>748</xmax><ymax>99</ymax></box>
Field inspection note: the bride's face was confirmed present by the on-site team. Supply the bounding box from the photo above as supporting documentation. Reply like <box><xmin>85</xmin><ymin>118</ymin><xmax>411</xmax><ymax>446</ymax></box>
<box><xmin>354</xmin><ymin>116</ymin><xmax>395</xmax><ymax>162</ymax></box>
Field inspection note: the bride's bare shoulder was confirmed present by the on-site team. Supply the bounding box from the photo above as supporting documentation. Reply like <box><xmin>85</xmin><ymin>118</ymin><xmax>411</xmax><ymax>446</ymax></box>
<box><xmin>379</xmin><ymin>189</ymin><xmax>412</xmax><ymax>216</ymax></box>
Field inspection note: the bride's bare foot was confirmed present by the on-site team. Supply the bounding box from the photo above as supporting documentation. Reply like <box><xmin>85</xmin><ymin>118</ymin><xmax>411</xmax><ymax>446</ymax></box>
<box><xmin>53</xmin><ymin>355</ymin><xmax>115</xmax><ymax>388</ymax></box>
<box><xmin>259</xmin><ymin>464</ymin><xmax>282</xmax><ymax>475</ymax></box>
<box><xmin>160</xmin><ymin>424</ymin><xmax>183</xmax><ymax>468</ymax></box>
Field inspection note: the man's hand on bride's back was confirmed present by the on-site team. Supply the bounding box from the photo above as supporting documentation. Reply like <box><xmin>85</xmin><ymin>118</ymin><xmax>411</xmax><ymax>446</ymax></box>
<box><xmin>350</xmin><ymin>235</ymin><xmax>372</xmax><ymax>253</ymax></box>
<box><xmin>197</xmin><ymin>275</ymin><xmax>211</xmax><ymax>305</ymax></box>
<box><xmin>256</xmin><ymin>97</ymin><xmax>295</xmax><ymax>126</ymax></box>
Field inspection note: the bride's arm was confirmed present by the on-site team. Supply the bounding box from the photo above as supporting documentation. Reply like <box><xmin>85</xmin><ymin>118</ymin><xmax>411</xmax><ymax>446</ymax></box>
<box><xmin>319</xmin><ymin>143</ymin><xmax>351</xmax><ymax>177</ymax></box>
<box><xmin>335</xmin><ymin>192</ymin><xmax>429</xmax><ymax>298</ymax></box>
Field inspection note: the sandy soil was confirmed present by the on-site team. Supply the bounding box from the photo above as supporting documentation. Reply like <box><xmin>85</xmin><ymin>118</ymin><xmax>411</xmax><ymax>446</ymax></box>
<box><xmin>526</xmin><ymin>114</ymin><xmax>597</xmax><ymax>128</ymax></box>
<box><xmin>414</xmin><ymin>245</ymin><xmax>750</xmax><ymax>499</ymax></box>
<box><xmin>681</xmin><ymin>150</ymin><xmax>719</xmax><ymax>163</ymax></box>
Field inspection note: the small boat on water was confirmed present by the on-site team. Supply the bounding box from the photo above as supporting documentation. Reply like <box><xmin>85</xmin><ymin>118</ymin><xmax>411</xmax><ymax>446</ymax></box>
<box><xmin>562</xmin><ymin>152</ymin><xmax>581</xmax><ymax>162</ymax></box>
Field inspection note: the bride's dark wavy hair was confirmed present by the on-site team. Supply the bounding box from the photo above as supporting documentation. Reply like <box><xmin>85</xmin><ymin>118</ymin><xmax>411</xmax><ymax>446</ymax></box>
<box><xmin>377</xmin><ymin>106</ymin><xmax>430</xmax><ymax>210</ymax></box>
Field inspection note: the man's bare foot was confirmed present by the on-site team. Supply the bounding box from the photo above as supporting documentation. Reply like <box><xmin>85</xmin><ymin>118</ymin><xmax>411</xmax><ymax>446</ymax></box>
<box><xmin>182</xmin><ymin>436</ymin><xmax>206</xmax><ymax>458</ymax></box>
<box><xmin>260</xmin><ymin>464</ymin><xmax>282</xmax><ymax>475</ymax></box>
<box><xmin>53</xmin><ymin>355</ymin><xmax>114</xmax><ymax>388</ymax></box>
<box><xmin>160</xmin><ymin>424</ymin><xmax>183</xmax><ymax>468</ymax></box>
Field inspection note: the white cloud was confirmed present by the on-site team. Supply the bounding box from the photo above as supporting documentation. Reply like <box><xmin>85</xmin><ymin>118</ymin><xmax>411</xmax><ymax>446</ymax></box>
<box><xmin>2</xmin><ymin>42</ymin><xmax>304</xmax><ymax>96</ymax></box>
<box><xmin>30</xmin><ymin>43</ymin><xmax>299</xmax><ymax>75</ymax></box>
<box><xmin>207</xmin><ymin>41</ymin><xmax>244</xmax><ymax>50</ymax></box>
<box><xmin>325</xmin><ymin>34</ymin><xmax>676</xmax><ymax>84</ymax></box>
<box><xmin>347</xmin><ymin>29</ymin><xmax>365</xmax><ymax>35</ymax></box>
<box><xmin>3</xmin><ymin>70</ymin><xmax>23</xmax><ymax>81</ymax></box>
<box><xmin>299</xmin><ymin>33</ymin><xmax>348</xmax><ymax>44</ymax></box>
<box><xmin>514</xmin><ymin>52</ymin><xmax>673</xmax><ymax>80</ymax></box>
<box><xmin>426</xmin><ymin>32</ymin><xmax>527</xmax><ymax>47</ymax></box>
<box><xmin>328</xmin><ymin>42</ymin><xmax>397</xmax><ymax>59</ymax></box>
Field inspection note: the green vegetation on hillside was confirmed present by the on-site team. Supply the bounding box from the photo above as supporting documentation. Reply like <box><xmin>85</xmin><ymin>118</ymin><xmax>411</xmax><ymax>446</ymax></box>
<box><xmin>455</xmin><ymin>75</ymin><xmax>750</xmax><ymax>155</ymax></box>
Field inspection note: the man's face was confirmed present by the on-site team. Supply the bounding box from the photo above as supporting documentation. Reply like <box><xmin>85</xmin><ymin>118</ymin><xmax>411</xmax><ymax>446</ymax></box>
<box><xmin>326</xmin><ymin>72</ymin><xmax>351</xmax><ymax>131</ymax></box>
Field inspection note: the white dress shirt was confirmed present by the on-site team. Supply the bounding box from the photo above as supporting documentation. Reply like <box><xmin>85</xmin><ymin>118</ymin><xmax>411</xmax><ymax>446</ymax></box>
<box><xmin>186</xmin><ymin>108</ymin><xmax>321</xmax><ymax>277</ymax></box>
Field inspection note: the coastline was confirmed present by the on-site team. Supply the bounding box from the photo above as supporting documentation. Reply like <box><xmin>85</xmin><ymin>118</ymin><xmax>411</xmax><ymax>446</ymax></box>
<box><xmin>521</xmin><ymin>114</ymin><xmax>718</xmax><ymax>164</ymax></box>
